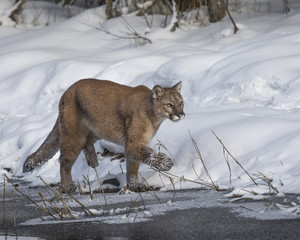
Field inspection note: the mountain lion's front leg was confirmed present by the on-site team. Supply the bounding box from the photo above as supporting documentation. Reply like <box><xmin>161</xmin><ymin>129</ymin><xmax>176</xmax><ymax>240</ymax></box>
<box><xmin>124</xmin><ymin>121</ymin><xmax>174</xmax><ymax>191</ymax></box>
<box><xmin>125</xmin><ymin>144</ymin><xmax>173</xmax><ymax>191</ymax></box>
<box><xmin>83</xmin><ymin>136</ymin><xmax>99</xmax><ymax>168</ymax></box>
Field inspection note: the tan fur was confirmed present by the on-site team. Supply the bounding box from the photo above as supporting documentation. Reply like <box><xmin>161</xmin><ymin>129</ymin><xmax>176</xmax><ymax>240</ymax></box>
<box><xmin>23</xmin><ymin>79</ymin><xmax>185</xmax><ymax>192</ymax></box>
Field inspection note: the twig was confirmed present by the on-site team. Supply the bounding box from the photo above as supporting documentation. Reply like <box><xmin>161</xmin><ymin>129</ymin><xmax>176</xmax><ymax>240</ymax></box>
<box><xmin>222</xmin><ymin>147</ymin><xmax>232</xmax><ymax>186</ymax></box>
<box><xmin>192</xmin><ymin>162</ymin><xmax>204</xmax><ymax>182</ymax></box>
<box><xmin>94</xmin><ymin>168</ymin><xmax>108</xmax><ymax>206</ymax></box>
<box><xmin>136</xmin><ymin>191</ymin><xmax>146</xmax><ymax>211</ymax></box>
<box><xmin>77</xmin><ymin>180</ymin><xmax>84</xmax><ymax>195</ymax></box>
<box><xmin>58</xmin><ymin>184</ymin><xmax>95</xmax><ymax>216</ymax></box>
<box><xmin>4</xmin><ymin>174</ymin><xmax>53</xmax><ymax>218</ymax></box>
<box><xmin>121</xmin><ymin>17</ymin><xmax>152</xmax><ymax>44</ymax></box>
<box><xmin>156</xmin><ymin>140</ymin><xmax>176</xmax><ymax>167</ymax></box>
<box><xmin>265</xmin><ymin>201</ymin><xmax>281</xmax><ymax>212</ymax></box>
<box><xmin>120</xmin><ymin>164</ymin><xmax>124</xmax><ymax>174</ymax></box>
<box><xmin>168</xmin><ymin>177</ymin><xmax>176</xmax><ymax>202</ymax></box>
<box><xmin>188</xmin><ymin>130</ymin><xmax>219</xmax><ymax>190</ymax></box>
<box><xmin>211</xmin><ymin>130</ymin><xmax>258</xmax><ymax>186</ymax></box>
<box><xmin>254</xmin><ymin>172</ymin><xmax>278</xmax><ymax>194</ymax></box>
<box><xmin>83</xmin><ymin>174</ymin><xmax>94</xmax><ymax>200</ymax></box>
<box><xmin>139</xmin><ymin>173</ymin><xmax>161</xmax><ymax>202</ymax></box>
<box><xmin>39</xmin><ymin>177</ymin><xmax>76</xmax><ymax>218</ymax></box>
<box><xmin>92</xmin><ymin>17</ymin><xmax>152</xmax><ymax>45</ymax></box>
<box><xmin>240</xmin><ymin>205</ymin><xmax>254</xmax><ymax>211</ymax></box>
<box><xmin>38</xmin><ymin>193</ymin><xmax>59</xmax><ymax>220</ymax></box>
<box><xmin>283</xmin><ymin>0</ymin><xmax>291</xmax><ymax>13</ymax></box>
<box><xmin>224</xmin><ymin>0</ymin><xmax>238</xmax><ymax>34</ymax></box>
<box><xmin>3</xmin><ymin>174</ymin><xmax>6</xmax><ymax>226</ymax></box>
<box><xmin>158</xmin><ymin>173</ymin><xmax>166</xmax><ymax>187</ymax></box>
<box><xmin>151</xmin><ymin>167</ymin><xmax>215</xmax><ymax>189</ymax></box>
<box><xmin>12</xmin><ymin>191</ymin><xmax>17</xmax><ymax>227</ymax></box>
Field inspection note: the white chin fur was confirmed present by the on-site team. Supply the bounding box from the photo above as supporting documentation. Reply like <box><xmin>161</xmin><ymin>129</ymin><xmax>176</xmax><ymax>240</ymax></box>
<box><xmin>170</xmin><ymin>115</ymin><xmax>185</xmax><ymax>121</ymax></box>
<box><xmin>170</xmin><ymin>115</ymin><xmax>180</xmax><ymax>121</ymax></box>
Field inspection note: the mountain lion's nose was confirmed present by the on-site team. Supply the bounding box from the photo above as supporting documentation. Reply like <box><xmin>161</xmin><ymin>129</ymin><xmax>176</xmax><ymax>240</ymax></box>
<box><xmin>179</xmin><ymin>113</ymin><xmax>185</xmax><ymax>119</ymax></box>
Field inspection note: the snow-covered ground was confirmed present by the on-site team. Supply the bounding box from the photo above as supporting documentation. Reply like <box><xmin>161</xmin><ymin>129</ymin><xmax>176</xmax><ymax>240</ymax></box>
<box><xmin>1</xmin><ymin>0</ymin><xmax>300</xmax><ymax>204</ymax></box>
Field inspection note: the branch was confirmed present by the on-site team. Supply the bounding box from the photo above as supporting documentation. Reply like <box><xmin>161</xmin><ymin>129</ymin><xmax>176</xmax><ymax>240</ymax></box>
<box><xmin>283</xmin><ymin>0</ymin><xmax>291</xmax><ymax>13</ymax></box>
<box><xmin>224</xmin><ymin>0</ymin><xmax>238</xmax><ymax>34</ymax></box>
<box><xmin>211</xmin><ymin>131</ymin><xmax>258</xmax><ymax>186</ymax></box>
<box><xmin>169</xmin><ymin>0</ymin><xmax>179</xmax><ymax>32</ymax></box>
<box><xmin>93</xmin><ymin>17</ymin><xmax>152</xmax><ymax>45</ymax></box>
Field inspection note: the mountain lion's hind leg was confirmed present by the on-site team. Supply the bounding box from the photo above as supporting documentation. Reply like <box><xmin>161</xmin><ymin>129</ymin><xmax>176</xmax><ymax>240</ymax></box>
<box><xmin>59</xmin><ymin>136</ymin><xmax>85</xmax><ymax>193</ymax></box>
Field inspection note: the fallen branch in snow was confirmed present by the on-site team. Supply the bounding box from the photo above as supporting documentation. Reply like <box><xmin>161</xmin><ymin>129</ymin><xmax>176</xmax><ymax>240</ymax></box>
<box><xmin>264</xmin><ymin>201</ymin><xmax>281</xmax><ymax>213</ymax></box>
<box><xmin>93</xmin><ymin>17</ymin><xmax>152</xmax><ymax>45</ymax></box>
<box><xmin>152</xmin><ymin>167</ymin><xmax>216</xmax><ymax>189</ymax></box>
<box><xmin>224</xmin><ymin>0</ymin><xmax>238</xmax><ymax>34</ymax></box>
<box><xmin>253</xmin><ymin>172</ymin><xmax>279</xmax><ymax>194</ymax></box>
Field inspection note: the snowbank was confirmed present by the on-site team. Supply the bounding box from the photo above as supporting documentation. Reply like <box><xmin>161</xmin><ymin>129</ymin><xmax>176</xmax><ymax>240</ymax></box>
<box><xmin>0</xmin><ymin>0</ymin><xmax>300</xmax><ymax>194</ymax></box>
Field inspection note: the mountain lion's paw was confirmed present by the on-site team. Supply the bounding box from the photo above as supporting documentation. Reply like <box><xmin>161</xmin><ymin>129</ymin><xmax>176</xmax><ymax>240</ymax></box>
<box><xmin>125</xmin><ymin>181</ymin><xmax>154</xmax><ymax>193</ymax></box>
<box><xmin>60</xmin><ymin>183</ymin><xmax>77</xmax><ymax>193</ymax></box>
<box><xmin>147</xmin><ymin>152</ymin><xmax>173</xmax><ymax>171</ymax></box>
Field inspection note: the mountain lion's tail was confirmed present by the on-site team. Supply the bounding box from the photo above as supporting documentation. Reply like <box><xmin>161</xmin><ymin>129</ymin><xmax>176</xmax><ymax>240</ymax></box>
<box><xmin>23</xmin><ymin>119</ymin><xmax>60</xmax><ymax>172</ymax></box>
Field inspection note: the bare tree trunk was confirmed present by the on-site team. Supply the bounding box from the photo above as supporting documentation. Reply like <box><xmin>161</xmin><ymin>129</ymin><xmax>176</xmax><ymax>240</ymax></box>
<box><xmin>208</xmin><ymin>0</ymin><xmax>226</xmax><ymax>23</ymax></box>
<box><xmin>169</xmin><ymin>0</ymin><xmax>179</xmax><ymax>32</ymax></box>
<box><xmin>0</xmin><ymin>0</ymin><xmax>26</xmax><ymax>26</ymax></box>
<box><xmin>283</xmin><ymin>0</ymin><xmax>291</xmax><ymax>13</ymax></box>
<box><xmin>106</xmin><ymin>0</ymin><xmax>113</xmax><ymax>19</ymax></box>
<box><xmin>224</xmin><ymin>0</ymin><xmax>238</xmax><ymax>34</ymax></box>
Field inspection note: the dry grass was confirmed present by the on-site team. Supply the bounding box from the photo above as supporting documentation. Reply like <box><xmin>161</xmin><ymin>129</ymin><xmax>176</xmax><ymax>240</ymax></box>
<box><xmin>82</xmin><ymin>174</ymin><xmax>95</xmax><ymax>201</ymax></box>
<box><xmin>3</xmin><ymin>174</ymin><xmax>96</xmax><ymax>222</ymax></box>
<box><xmin>189</xmin><ymin>130</ymin><xmax>220</xmax><ymax>190</ymax></box>
<box><xmin>2</xmin><ymin>174</ymin><xmax>6</xmax><ymax>226</ymax></box>
<box><xmin>3</xmin><ymin>130</ymin><xmax>298</xmax><ymax>224</ymax></box>
<box><xmin>94</xmin><ymin>168</ymin><xmax>108</xmax><ymax>206</ymax></box>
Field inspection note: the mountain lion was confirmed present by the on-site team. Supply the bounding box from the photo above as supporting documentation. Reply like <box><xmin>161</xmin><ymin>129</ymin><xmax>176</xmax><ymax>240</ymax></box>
<box><xmin>23</xmin><ymin>79</ymin><xmax>185</xmax><ymax>192</ymax></box>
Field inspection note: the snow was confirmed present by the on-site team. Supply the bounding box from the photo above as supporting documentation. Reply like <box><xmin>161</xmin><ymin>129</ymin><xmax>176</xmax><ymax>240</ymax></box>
<box><xmin>0</xmin><ymin>0</ymin><xmax>300</xmax><ymax>208</ymax></box>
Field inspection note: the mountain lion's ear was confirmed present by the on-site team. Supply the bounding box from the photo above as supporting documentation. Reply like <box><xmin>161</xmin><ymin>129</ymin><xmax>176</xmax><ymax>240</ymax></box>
<box><xmin>152</xmin><ymin>85</ymin><xmax>164</xmax><ymax>100</ymax></box>
<box><xmin>172</xmin><ymin>81</ymin><xmax>182</xmax><ymax>93</ymax></box>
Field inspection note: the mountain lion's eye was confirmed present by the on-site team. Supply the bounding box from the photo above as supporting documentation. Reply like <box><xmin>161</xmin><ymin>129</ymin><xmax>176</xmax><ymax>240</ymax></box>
<box><xmin>179</xmin><ymin>101</ymin><xmax>183</xmax><ymax>106</ymax></box>
<box><xmin>165</xmin><ymin>103</ymin><xmax>173</xmax><ymax>108</ymax></box>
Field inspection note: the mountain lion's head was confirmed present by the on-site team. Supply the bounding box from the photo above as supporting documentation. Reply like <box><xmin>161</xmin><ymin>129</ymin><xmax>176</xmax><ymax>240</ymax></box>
<box><xmin>152</xmin><ymin>81</ymin><xmax>185</xmax><ymax>122</ymax></box>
